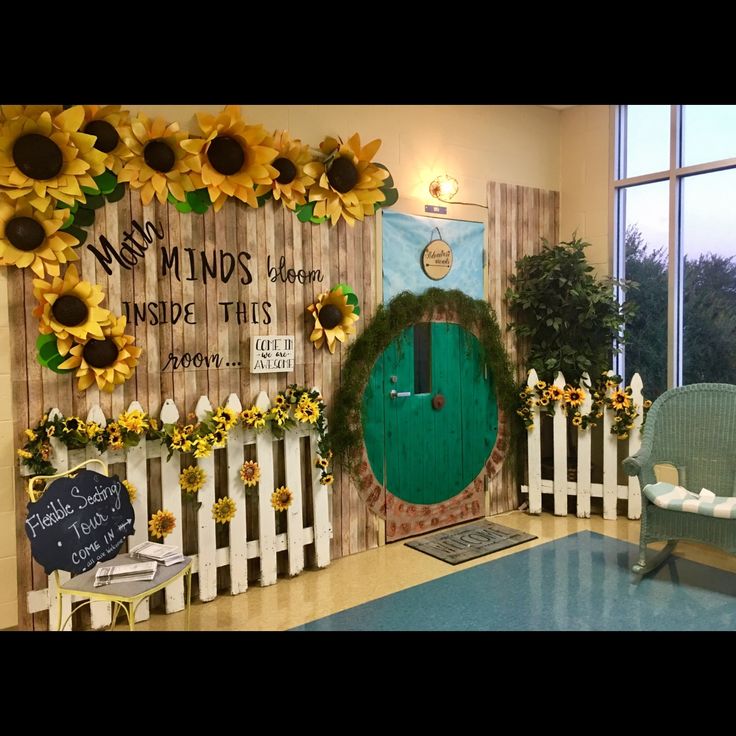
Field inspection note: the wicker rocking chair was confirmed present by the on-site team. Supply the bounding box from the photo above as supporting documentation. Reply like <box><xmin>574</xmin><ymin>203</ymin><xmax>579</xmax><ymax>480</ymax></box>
<box><xmin>623</xmin><ymin>383</ymin><xmax>736</xmax><ymax>576</ymax></box>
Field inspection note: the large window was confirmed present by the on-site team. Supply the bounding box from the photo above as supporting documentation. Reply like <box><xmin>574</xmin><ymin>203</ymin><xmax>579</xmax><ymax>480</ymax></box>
<box><xmin>615</xmin><ymin>105</ymin><xmax>736</xmax><ymax>400</ymax></box>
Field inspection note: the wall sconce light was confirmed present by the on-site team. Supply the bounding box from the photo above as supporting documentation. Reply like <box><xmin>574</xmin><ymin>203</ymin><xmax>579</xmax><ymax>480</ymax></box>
<box><xmin>429</xmin><ymin>174</ymin><xmax>459</xmax><ymax>202</ymax></box>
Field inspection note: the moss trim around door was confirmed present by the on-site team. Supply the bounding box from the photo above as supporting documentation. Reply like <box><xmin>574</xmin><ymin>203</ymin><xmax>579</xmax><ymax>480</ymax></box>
<box><xmin>329</xmin><ymin>288</ymin><xmax>518</xmax><ymax>538</ymax></box>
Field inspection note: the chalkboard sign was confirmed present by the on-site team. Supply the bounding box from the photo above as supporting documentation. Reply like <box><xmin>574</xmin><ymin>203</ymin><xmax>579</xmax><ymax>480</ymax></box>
<box><xmin>25</xmin><ymin>469</ymin><xmax>135</xmax><ymax>575</ymax></box>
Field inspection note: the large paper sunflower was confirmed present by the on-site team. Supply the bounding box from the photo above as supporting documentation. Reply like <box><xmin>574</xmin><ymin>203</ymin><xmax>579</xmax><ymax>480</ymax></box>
<box><xmin>32</xmin><ymin>263</ymin><xmax>111</xmax><ymax>356</ymax></box>
<box><xmin>306</xmin><ymin>287</ymin><xmax>360</xmax><ymax>353</ymax></box>
<box><xmin>117</xmin><ymin>114</ymin><xmax>194</xmax><ymax>205</ymax></box>
<box><xmin>149</xmin><ymin>509</ymin><xmax>176</xmax><ymax>539</ymax></box>
<box><xmin>0</xmin><ymin>198</ymin><xmax>79</xmax><ymax>277</ymax></box>
<box><xmin>81</xmin><ymin>105</ymin><xmax>132</xmax><ymax>175</ymax></box>
<box><xmin>0</xmin><ymin>106</ymin><xmax>106</xmax><ymax>211</ymax></box>
<box><xmin>304</xmin><ymin>134</ymin><xmax>388</xmax><ymax>226</ymax></box>
<box><xmin>212</xmin><ymin>496</ymin><xmax>236</xmax><ymax>524</ymax></box>
<box><xmin>254</xmin><ymin>130</ymin><xmax>314</xmax><ymax>211</ymax></box>
<box><xmin>181</xmin><ymin>105</ymin><xmax>278</xmax><ymax>212</ymax></box>
<box><xmin>57</xmin><ymin>314</ymin><xmax>141</xmax><ymax>392</ymax></box>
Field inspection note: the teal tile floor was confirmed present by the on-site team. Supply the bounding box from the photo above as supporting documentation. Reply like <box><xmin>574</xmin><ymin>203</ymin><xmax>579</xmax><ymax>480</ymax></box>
<box><xmin>292</xmin><ymin>531</ymin><xmax>736</xmax><ymax>631</ymax></box>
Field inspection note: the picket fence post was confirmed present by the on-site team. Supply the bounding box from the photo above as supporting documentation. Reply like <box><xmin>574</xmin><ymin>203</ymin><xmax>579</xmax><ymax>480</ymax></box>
<box><xmin>575</xmin><ymin>373</ymin><xmax>593</xmax><ymax>519</ymax></box>
<box><xmin>195</xmin><ymin>395</ymin><xmax>218</xmax><ymax>602</ymax></box>
<box><xmin>159</xmin><ymin>399</ymin><xmax>185</xmax><ymax>612</ymax></box>
<box><xmin>602</xmin><ymin>370</ymin><xmax>618</xmax><ymax>520</ymax></box>
<box><xmin>552</xmin><ymin>372</ymin><xmax>567</xmax><ymax>516</ymax></box>
<box><xmin>255</xmin><ymin>391</ymin><xmax>278</xmax><ymax>586</ymax></box>
<box><xmin>627</xmin><ymin>373</ymin><xmax>644</xmax><ymax>520</ymax></box>
<box><xmin>526</xmin><ymin>370</ymin><xmax>542</xmax><ymax>515</ymax></box>
<box><xmin>225</xmin><ymin>393</ymin><xmax>248</xmax><ymax>595</ymax></box>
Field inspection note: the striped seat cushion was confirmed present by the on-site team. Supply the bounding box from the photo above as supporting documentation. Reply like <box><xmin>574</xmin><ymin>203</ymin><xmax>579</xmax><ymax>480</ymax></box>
<box><xmin>644</xmin><ymin>482</ymin><xmax>736</xmax><ymax>519</ymax></box>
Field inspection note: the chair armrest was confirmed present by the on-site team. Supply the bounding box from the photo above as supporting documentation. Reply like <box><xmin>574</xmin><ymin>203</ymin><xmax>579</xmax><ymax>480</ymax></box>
<box><xmin>622</xmin><ymin>451</ymin><xmax>649</xmax><ymax>477</ymax></box>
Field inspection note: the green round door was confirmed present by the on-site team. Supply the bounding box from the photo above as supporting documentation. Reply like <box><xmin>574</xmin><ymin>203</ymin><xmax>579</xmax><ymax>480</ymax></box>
<box><xmin>362</xmin><ymin>322</ymin><xmax>498</xmax><ymax>506</ymax></box>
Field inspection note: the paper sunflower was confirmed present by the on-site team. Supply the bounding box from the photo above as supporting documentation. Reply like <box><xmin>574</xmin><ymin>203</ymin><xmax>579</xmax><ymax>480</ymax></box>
<box><xmin>304</xmin><ymin>134</ymin><xmax>388</xmax><ymax>226</ymax></box>
<box><xmin>306</xmin><ymin>287</ymin><xmax>360</xmax><ymax>353</ymax></box>
<box><xmin>81</xmin><ymin>105</ymin><xmax>132</xmax><ymax>175</ymax></box>
<box><xmin>117</xmin><ymin>113</ymin><xmax>194</xmax><ymax>205</ymax></box>
<box><xmin>57</xmin><ymin>314</ymin><xmax>141</xmax><ymax>392</ymax></box>
<box><xmin>239</xmin><ymin>460</ymin><xmax>260</xmax><ymax>487</ymax></box>
<box><xmin>122</xmin><ymin>479</ymin><xmax>137</xmax><ymax>502</ymax></box>
<box><xmin>181</xmin><ymin>105</ymin><xmax>278</xmax><ymax>212</ymax></box>
<box><xmin>180</xmin><ymin>465</ymin><xmax>206</xmax><ymax>494</ymax></box>
<box><xmin>254</xmin><ymin>130</ymin><xmax>315</xmax><ymax>211</ymax></box>
<box><xmin>271</xmin><ymin>486</ymin><xmax>293</xmax><ymax>512</ymax></box>
<box><xmin>149</xmin><ymin>509</ymin><xmax>176</xmax><ymax>539</ymax></box>
<box><xmin>212</xmin><ymin>496</ymin><xmax>236</xmax><ymax>525</ymax></box>
<box><xmin>32</xmin><ymin>264</ymin><xmax>111</xmax><ymax>356</ymax></box>
<box><xmin>0</xmin><ymin>106</ymin><xmax>106</xmax><ymax>211</ymax></box>
<box><xmin>0</xmin><ymin>198</ymin><xmax>79</xmax><ymax>277</ymax></box>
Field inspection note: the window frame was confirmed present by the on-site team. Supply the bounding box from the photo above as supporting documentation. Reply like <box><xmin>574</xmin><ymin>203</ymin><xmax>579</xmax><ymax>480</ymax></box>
<box><xmin>612</xmin><ymin>104</ymin><xmax>736</xmax><ymax>389</ymax></box>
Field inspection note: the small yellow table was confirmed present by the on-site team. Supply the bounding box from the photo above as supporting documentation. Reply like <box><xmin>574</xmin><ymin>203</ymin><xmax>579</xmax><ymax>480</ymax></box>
<box><xmin>55</xmin><ymin>553</ymin><xmax>193</xmax><ymax>631</ymax></box>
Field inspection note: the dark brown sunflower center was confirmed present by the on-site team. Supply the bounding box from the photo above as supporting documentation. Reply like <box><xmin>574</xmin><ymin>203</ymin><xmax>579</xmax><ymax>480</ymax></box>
<box><xmin>143</xmin><ymin>139</ymin><xmax>175</xmax><ymax>173</ymax></box>
<box><xmin>207</xmin><ymin>136</ymin><xmax>245</xmax><ymax>176</ymax></box>
<box><xmin>13</xmin><ymin>133</ymin><xmax>63</xmax><ymax>180</ymax></box>
<box><xmin>327</xmin><ymin>156</ymin><xmax>358</xmax><ymax>193</ymax></box>
<box><xmin>273</xmin><ymin>157</ymin><xmax>297</xmax><ymax>184</ymax></box>
<box><xmin>51</xmin><ymin>295</ymin><xmax>89</xmax><ymax>327</ymax></box>
<box><xmin>5</xmin><ymin>216</ymin><xmax>45</xmax><ymax>252</ymax></box>
<box><xmin>82</xmin><ymin>337</ymin><xmax>119</xmax><ymax>368</ymax></box>
<box><xmin>319</xmin><ymin>304</ymin><xmax>343</xmax><ymax>330</ymax></box>
<box><xmin>84</xmin><ymin>120</ymin><xmax>119</xmax><ymax>153</ymax></box>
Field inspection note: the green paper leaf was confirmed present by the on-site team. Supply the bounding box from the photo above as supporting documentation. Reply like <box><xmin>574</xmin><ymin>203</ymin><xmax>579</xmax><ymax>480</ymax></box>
<box><xmin>167</xmin><ymin>192</ymin><xmax>179</xmax><ymax>205</ymax></box>
<box><xmin>61</xmin><ymin>213</ymin><xmax>74</xmax><ymax>229</ymax></box>
<box><xmin>310</xmin><ymin>214</ymin><xmax>328</xmax><ymax>224</ymax></box>
<box><xmin>39</xmin><ymin>340</ymin><xmax>61</xmax><ymax>361</ymax></box>
<box><xmin>379</xmin><ymin>187</ymin><xmax>399</xmax><ymax>209</ymax></box>
<box><xmin>64</xmin><ymin>225</ymin><xmax>87</xmax><ymax>246</ymax></box>
<box><xmin>81</xmin><ymin>185</ymin><xmax>101</xmax><ymax>196</ymax></box>
<box><xmin>296</xmin><ymin>202</ymin><xmax>315</xmax><ymax>222</ymax></box>
<box><xmin>73</xmin><ymin>207</ymin><xmax>95</xmax><ymax>227</ymax></box>
<box><xmin>36</xmin><ymin>333</ymin><xmax>57</xmax><ymax>350</ymax></box>
<box><xmin>345</xmin><ymin>292</ymin><xmax>360</xmax><ymax>308</ymax></box>
<box><xmin>334</xmin><ymin>282</ymin><xmax>355</xmax><ymax>297</ymax></box>
<box><xmin>83</xmin><ymin>193</ymin><xmax>105</xmax><ymax>210</ymax></box>
<box><xmin>189</xmin><ymin>198</ymin><xmax>209</xmax><ymax>214</ymax></box>
<box><xmin>105</xmin><ymin>183</ymin><xmax>126</xmax><ymax>203</ymax></box>
<box><xmin>256</xmin><ymin>191</ymin><xmax>273</xmax><ymax>207</ymax></box>
<box><xmin>174</xmin><ymin>199</ymin><xmax>193</xmax><ymax>214</ymax></box>
<box><xmin>46</xmin><ymin>354</ymin><xmax>73</xmax><ymax>374</ymax></box>
<box><xmin>55</xmin><ymin>200</ymin><xmax>73</xmax><ymax>210</ymax></box>
<box><xmin>94</xmin><ymin>170</ymin><xmax>117</xmax><ymax>195</ymax></box>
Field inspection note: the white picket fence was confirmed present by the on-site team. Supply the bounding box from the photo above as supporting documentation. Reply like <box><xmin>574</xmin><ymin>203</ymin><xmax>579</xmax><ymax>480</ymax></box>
<box><xmin>521</xmin><ymin>369</ymin><xmax>644</xmax><ymax>520</ymax></box>
<box><xmin>22</xmin><ymin>390</ymin><xmax>332</xmax><ymax>630</ymax></box>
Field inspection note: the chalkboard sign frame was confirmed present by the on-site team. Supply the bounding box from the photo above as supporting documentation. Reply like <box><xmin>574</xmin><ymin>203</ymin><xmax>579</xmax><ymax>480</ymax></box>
<box><xmin>25</xmin><ymin>458</ymin><xmax>135</xmax><ymax>575</ymax></box>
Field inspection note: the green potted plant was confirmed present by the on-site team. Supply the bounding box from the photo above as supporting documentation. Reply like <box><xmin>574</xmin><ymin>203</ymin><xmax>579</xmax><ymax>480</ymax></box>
<box><xmin>506</xmin><ymin>235</ymin><xmax>636</xmax><ymax>387</ymax></box>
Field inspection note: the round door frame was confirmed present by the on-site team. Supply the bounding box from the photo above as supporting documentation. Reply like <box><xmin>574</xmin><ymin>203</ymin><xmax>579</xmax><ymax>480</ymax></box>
<box><xmin>330</xmin><ymin>290</ymin><xmax>517</xmax><ymax>542</ymax></box>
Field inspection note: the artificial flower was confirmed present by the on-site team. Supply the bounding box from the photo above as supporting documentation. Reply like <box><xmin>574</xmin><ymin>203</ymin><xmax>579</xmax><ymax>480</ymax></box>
<box><xmin>0</xmin><ymin>198</ymin><xmax>79</xmax><ymax>278</ymax></box>
<box><xmin>117</xmin><ymin>409</ymin><xmax>149</xmax><ymax>434</ymax></box>
<box><xmin>320</xmin><ymin>473</ymin><xmax>334</xmax><ymax>485</ymax></box>
<box><xmin>57</xmin><ymin>314</ymin><xmax>141</xmax><ymax>392</ymax></box>
<box><xmin>271</xmin><ymin>485</ymin><xmax>293</xmax><ymax>512</ymax></box>
<box><xmin>307</xmin><ymin>287</ymin><xmax>359</xmax><ymax>354</ymax></box>
<box><xmin>564</xmin><ymin>387</ymin><xmax>586</xmax><ymax>407</ymax></box>
<box><xmin>240</xmin><ymin>460</ymin><xmax>260</xmax><ymax>487</ymax></box>
<box><xmin>255</xmin><ymin>130</ymin><xmax>315</xmax><ymax>210</ymax></box>
<box><xmin>122</xmin><ymin>479</ymin><xmax>137</xmax><ymax>502</ymax></box>
<box><xmin>0</xmin><ymin>106</ymin><xmax>106</xmax><ymax>211</ymax></box>
<box><xmin>81</xmin><ymin>105</ymin><xmax>132</xmax><ymax>175</ymax></box>
<box><xmin>149</xmin><ymin>509</ymin><xmax>176</xmax><ymax>539</ymax></box>
<box><xmin>610</xmin><ymin>390</ymin><xmax>631</xmax><ymax>410</ymax></box>
<box><xmin>304</xmin><ymin>134</ymin><xmax>388</xmax><ymax>226</ymax></box>
<box><xmin>181</xmin><ymin>105</ymin><xmax>278</xmax><ymax>211</ymax></box>
<box><xmin>117</xmin><ymin>113</ymin><xmax>194</xmax><ymax>205</ymax></box>
<box><xmin>32</xmin><ymin>264</ymin><xmax>111</xmax><ymax>355</ymax></box>
<box><xmin>180</xmin><ymin>465</ymin><xmax>206</xmax><ymax>494</ymax></box>
<box><xmin>212</xmin><ymin>496</ymin><xmax>236</xmax><ymax>524</ymax></box>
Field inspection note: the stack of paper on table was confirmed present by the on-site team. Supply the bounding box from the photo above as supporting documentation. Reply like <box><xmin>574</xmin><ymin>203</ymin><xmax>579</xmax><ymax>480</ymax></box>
<box><xmin>129</xmin><ymin>541</ymin><xmax>185</xmax><ymax>566</ymax></box>
<box><xmin>94</xmin><ymin>560</ymin><xmax>157</xmax><ymax>587</ymax></box>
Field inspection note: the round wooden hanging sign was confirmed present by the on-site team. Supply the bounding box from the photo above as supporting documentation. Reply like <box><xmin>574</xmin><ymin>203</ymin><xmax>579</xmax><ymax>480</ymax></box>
<box><xmin>421</xmin><ymin>228</ymin><xmax>453</xmax><ymax>280</ymax></box>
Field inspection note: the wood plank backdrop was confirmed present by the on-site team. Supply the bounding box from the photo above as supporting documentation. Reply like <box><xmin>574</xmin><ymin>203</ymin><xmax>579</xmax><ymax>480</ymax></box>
<box><xmin>11</xmin><ymin>180</ymin><xmax>559</xmax><ymax>629</ymax></box>
<box><xmin>487</xmin><ymin>181</ymin><xmax>560</xmax><ymax>515</ymax></box>
<box><xmin>10</xmin><ymin>193</ymin><xmax>379</xmax><ymax>629</ymax></box>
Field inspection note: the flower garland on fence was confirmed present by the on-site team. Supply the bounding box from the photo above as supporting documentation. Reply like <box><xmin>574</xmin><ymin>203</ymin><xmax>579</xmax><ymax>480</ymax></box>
<box><xmin>516</xmin><ymin>371</ymin><xmax>653</xmax><ymax>439</ymax></box>
<box><xmin>17</xmin><ymin>385</ymin><xmax>334</xmax><ymax>481</ymax></box>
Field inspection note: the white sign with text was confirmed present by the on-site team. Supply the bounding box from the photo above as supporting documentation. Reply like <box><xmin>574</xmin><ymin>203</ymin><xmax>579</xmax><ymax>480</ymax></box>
<box><xmin>250</xmin><ymin>335</ymin><xmax>295</xmax><ymax>373</ymax></box>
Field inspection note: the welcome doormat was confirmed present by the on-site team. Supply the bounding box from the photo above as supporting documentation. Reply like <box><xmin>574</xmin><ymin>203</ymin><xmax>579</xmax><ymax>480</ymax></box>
<box><xmin>405</xmin><ymin>520</ymin><xmax>537</xmax><ymax>565</ymax></box>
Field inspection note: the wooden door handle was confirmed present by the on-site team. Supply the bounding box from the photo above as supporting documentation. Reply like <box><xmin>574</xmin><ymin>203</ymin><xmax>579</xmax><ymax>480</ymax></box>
<box><xmin>432</xmin><ymin>393</ymin><xmax>445</xmax><ymax>410</ymax></box>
